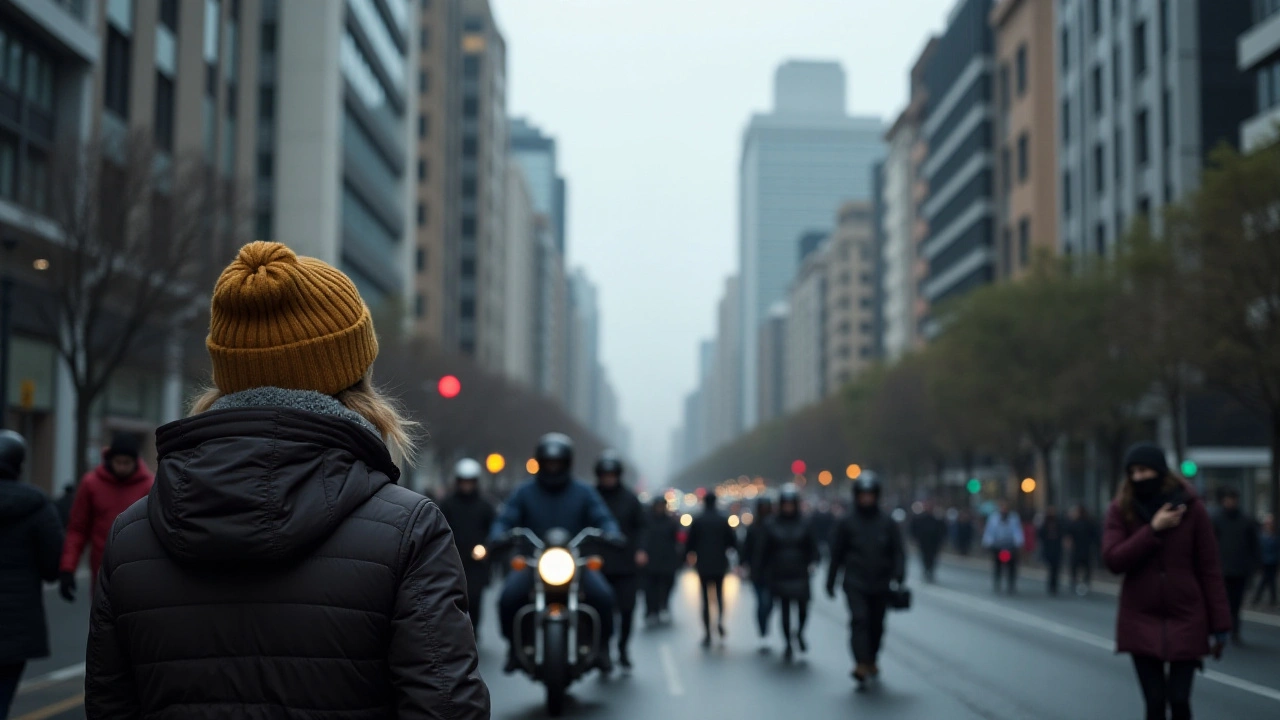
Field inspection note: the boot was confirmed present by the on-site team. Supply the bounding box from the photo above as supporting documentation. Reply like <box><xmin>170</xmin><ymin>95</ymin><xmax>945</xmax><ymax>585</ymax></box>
<box><xmin>784</xmin><ymin>642</ymin><xmax>794</xmax><ymax>663</ymax></box>
<box><xmin>619</xmin><ymin>648</ymin><xmax>632</xmax><ymax>670</ymax></box>
<box><xmin>796</xmin><ymin>633</ymin><xmax>808</xmax><ymax>653</ymax></box>
<box><xmin>852</xmin><ymin>663</ymin><xmax>871</xmax><ymax>685</ymax></box>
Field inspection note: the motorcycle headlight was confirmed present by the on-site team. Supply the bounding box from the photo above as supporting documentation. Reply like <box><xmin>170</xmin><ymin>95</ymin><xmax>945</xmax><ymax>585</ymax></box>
<box><xmin>538</xmin><ymin>548</ymin><xmax>577</xmax><ymax>586</ymax></box>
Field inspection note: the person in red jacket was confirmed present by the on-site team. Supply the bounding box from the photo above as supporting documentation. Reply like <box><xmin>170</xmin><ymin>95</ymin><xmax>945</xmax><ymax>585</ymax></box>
<box><xmin>1103</xmin><ymin>443</ymin><xmax>1231</xmax><ymax>720</ymax></box>
<box><xmin>59</xmin><ymin>434</ymin><xmax>154</xmax><ymax>601</ymax></box>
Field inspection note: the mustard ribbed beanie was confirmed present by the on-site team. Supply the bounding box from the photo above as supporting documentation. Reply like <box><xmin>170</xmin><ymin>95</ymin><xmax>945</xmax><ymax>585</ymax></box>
<box><xmin>207</xmin><ymin>242</ymin><xmax>379</xmax><ymax>396</ymax></box>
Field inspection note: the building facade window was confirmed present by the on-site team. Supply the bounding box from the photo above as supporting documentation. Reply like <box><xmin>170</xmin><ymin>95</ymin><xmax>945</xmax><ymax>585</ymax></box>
<box><xmin>1063</xmin><ymin>98</ymin><xmax>1071</xmax><ymax>143</ymax></box>
<box><xmin>1094</xmin><ymin>143</ymin><xmax>1106</xmax><ymax>195</ymax></box>
<box><xmin>1113</xmin><ymin>46</ymin><xmax>1122</xmax><ymax>100</ymax></box>
<box><xmin>1092</xmin><ymin>65</ymin><xmax>1103</xmax><ymax>116</ymax></box>
<box><xmin>1134</xmin><ymin>22</ymin><xmax>1148</xmax><ymax>78</ymax></box>
<box><xmin>1016</xmin><ymin>44</ymin><xmax>1028</xmax><ymax>96</ymax></box>
<box><xmin>1161</xmin><ymin>91</ymin><xmax>1171</xmax><ymax>149</ymax></box>
<box><xmin>417</xmin><ymin>202</ymin><xmax>426</xmax><ymax>226</ymax></box>
<box><xmin>416</xmin><ymin>246</ymin><xmax>425</xmax><ymax>272</ymax></box>
<box><xmin>418</xmin><ymin>114</ymin><xmax>427</xmax><ymax>138</ymax></box>
<box><xmin>1017</xmin><ymin>133</ymin><xmax>1029</xmax><ymax>183</ymax></box>
<box><xmin>154</xmin><ymin>73</ymin><xmax>175</xmax><ymax>151</ymax></box>
<box><xmin>1001</xmin><ymin>145</ymin><xmax>1012</xmax><ymax>194</ymax></box>
<box><xmin>1095</xmin><ymin>223</ymin><xmax>1107</xmax><ymax>256</ymax></box>
<box><xmin>1018</xmin><ymin>217</ymin><xmax>1031</xmax><ymax>267</ymax></box>
<box><xmin>1061</xmin><ymin>27</ymin><xmax>1070</xmax><ymax>72</ymax></box>
<box><xmin>999</xmin><ymin>63</ymin><xmax>1010</xmax><ymax>111</ymax></box>
<box><xmin>1063</xmin><ymin>170</ymin><xmax>1073</xmax><ymax>214</ymax></box>
<box><xmin>1091</xmin><ymin>0</ymin><xmax>1102</xmax><ymax>36</ymax></box>
<box><xmin>420</xmin><ymin>27</ymin><xmax>430</xmax><ymax>51</ymax></box>
<box><xmin>417</xmin><ymin>157</ymin><xmax>426</xmax><ymax>181</ymax></box>
<box><xmin>159</xmin><ymin>0</ymin><xmax>178</xmax><ymax>29</ymax></box>
<box><xmin>1136</xmin><ymin>108</ymin><xmax>1150</xmax><ymax>165</ymax></box>
<box><xmin>204</xmin><ymin>0</ymin><xmax>220</xmax><ymax>64</ymax></box>
<box><xmin>105</xmin><ymin>29</ymin><xmax>131</xmax><ymax>118</ymax></box>
<box><xmin>419</xmin><ymin>70</ymin><xmax>428</xmax><ymax>94</ymax></box>
<box><xmin>1114</xmin><ymin>128</ymin><xmax>1123</xmax><ymax>182</ymax></box>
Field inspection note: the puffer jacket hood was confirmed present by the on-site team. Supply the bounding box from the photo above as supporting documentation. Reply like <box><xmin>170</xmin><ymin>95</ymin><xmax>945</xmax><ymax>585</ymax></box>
<box><xmin>149</xmin><ymin>393</ymin><xmax>400</xmax><ymax>567</ymax></box>
<box><xmin>0</xmin><ymin>479</ymin><xmax>47</xmax><ymax>522</ymax></box>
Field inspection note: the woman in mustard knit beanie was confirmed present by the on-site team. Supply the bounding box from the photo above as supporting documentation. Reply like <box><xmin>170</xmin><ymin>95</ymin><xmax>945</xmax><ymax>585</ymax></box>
<box><xmin>84</xmin><ymin>243</ymin><xmax>490</xmax><ymax>719</ymax></box>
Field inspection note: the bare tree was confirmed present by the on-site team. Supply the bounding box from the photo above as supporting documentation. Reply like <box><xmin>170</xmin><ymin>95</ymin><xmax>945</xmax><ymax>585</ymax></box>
<box><xmin>42</xmin><ymin>133</ymin><xmax>237</xmax><ymax>478</ymax></box>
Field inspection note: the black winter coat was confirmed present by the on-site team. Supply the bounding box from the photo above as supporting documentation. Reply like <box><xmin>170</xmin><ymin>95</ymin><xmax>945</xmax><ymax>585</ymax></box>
<box><xmin>640</xmin><ymin>511</ymin><xmax>682</xmax><ymax>574</ymax></box>
<box><xmin>438</xmin><ymin>492</ymin><xmax>497</xmax><ymax>588</ymax></box>
<box><xmin>0</xmin><ymin>477</ymin><xmax>63</xmax><ymax>663</ymax></box>
<box><xmin>1065</xmin><ymin>518</ymin><xmax>1099</xmax><ymax>563</ymax></box>
<box><xmin>911</xmin><ymin>513</ymin><xmax>946</xmax><ymax>555</ymax></box>
<box><xmin>85</xmin><ymin>406</ymin><xmax>489</xmax><ymax>720</ymax></box>
<box><xmin>596</xmin><ymin>485</ymin><xmax>645</xmax><ymax>575</ymax></box>
<box><xmin>827</xmin><ymin>509</ymin><xmax>905</xmax><ymax>595</ymax></box>
<box><xmin>685</xmin><ymin>509</ymin><xmax>738</xmax><ymax>577</ymax></box>
<box><xmin>1214</xmin><ymin>509</ymin><xmax>1260</xmax><ymax>578</ymax></box>
<box><xmin>742</xmin><ymin>516</ymin><xmax>770</xmax><ymax>576</ymax></box>
<box><xmin>757</xmin><ymin>515</ymin><xmax>819</xmax><ymax>600</ymax></box>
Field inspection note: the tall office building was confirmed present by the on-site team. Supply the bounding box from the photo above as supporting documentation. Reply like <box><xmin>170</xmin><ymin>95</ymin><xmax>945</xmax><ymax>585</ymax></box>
<box><xmin>919</xmin><ymin>0</ymin><xmax>996</xmax><ymax>338</ymax></box>
<box><xmin>756</xmin><ymin>303</ymin><xmax>788</xmax><ymax>425</ymax></box>
<box><xmin>991</xmin><ymin>0</ymin><xmax>1059</xmax><ymax>279</ymax></box>
<box><xmin>411</xmin><ymin>0</ymin><xmax>460</xmax><ymax>340</ymax></box>
<box><xmin>710</xmin><ymin>276</ymin><xmax>742</xmax><ymax>450</ymax></box>
<box><xmin>451</xmin><ymin>0</ymin><xmax>506</xmax><ymax>366</ymax></box>
<box><xmin>738</xmin><ymin>61</ymin><xmax>884</xmax><ymax>429</ymax></box>
<box><xmin>509</xmin><ymin>117</ymin><xmax>567</xmax><ymax>254</ymax></box>
<box><xmin>1057</xmin><ymin>0</ymin><xmax>1251</xmax><ymax>257</ymax></box>
<box><xmin>1240</xmin><ymin>1</ymin><xmax>1280</xmax><ymax>151</ymax></box>
<box><xmin>824</xmin><ymin>200</ymin><xmax>878</xmax><ymax>390</ymax></box>
<box><xmin>784</xmin><ymin>237</ymin><xmax>828</xmax><ymax>413</ymax></box>
<box><xmin>567</xmin><ymin>269</ymin><xmax>601</xmax><ymax>427</ymax></box>
<box><xmin>502</xmin><ymin>162</ymin><xmax>537</xmax><ymax>386</ymax></box>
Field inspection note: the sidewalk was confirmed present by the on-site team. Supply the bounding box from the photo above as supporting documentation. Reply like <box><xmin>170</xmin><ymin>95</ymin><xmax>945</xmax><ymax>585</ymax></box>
<box><xmin>938</xmin><ymin>551</ymin><xmax>1280</xmax><ymax>629</ymax></box>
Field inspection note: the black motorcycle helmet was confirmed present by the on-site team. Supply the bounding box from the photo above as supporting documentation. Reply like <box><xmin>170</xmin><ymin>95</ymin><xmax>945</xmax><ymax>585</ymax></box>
<box><xmin>535</xmin><ymin>433</ymin><xmax>574</xmax><ymax>491</ymax></box>
<box><xmin>594</xmin><ymin>451</ymin><xmax>623</xmax><ymax>479</ymax></box>
<box><xmin>0</xmin><ymin>430</ymin><xmax>25</xmax><ymax>478</ymax></box>
<box><xmin>853</xmin><ymin>474</ymin><xmax>881</xmax><ymax>514</ymax></box>
<box><xmin>778</xmin><ymin>484</ymin><xmax>800</xmax><ymax>516</ymax></box>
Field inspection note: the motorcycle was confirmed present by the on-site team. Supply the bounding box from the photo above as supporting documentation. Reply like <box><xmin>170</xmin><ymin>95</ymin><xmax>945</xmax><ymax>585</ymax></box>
<box><xmin>479</xmin><ymin>526</ymin><xmax>614</xmax><ymax>717</ymax></box>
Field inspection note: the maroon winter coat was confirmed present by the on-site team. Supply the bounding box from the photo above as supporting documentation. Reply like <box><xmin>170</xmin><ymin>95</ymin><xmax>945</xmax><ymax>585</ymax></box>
<box><xmin>1102</xmin><ymin>486</ymin><xmax>1231</xmax><ymax>661</ymax></box>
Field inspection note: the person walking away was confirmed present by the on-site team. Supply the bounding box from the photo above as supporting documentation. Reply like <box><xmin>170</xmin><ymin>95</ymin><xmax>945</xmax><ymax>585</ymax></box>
<box><xmin>983</xmin><ymin>500</ymin><xmax>1025</xmax><ymax>594</ymax></box>
<box><xmin>954</xmin><ymin>509</ymin><xmax>975</xmax><ymax>556</ymax></box>
<box><xmin>1039</xmin><ymin>507</ymin><xmax>1065</xmax><ymax>596</ymax></box>
<box><xmin>827</xmin><ymin>475</ymin><xmax>905</xmax><ymax>689</ymax></box>
<box><xmin>84</xmin><ymin>242</ymin><xmax>489</xmax><ymax>718</ymax></box>
<box><xmin>911</xmin><ymin>501</ymin><xmax>946</xmax><ymax>583</ymax></box>
<box><xmin>59</xmin><ymin>433</ymin><xmax>154</xmax><ymax>602</ymax></box>
<box><xmin>758</xmin><ymin>486</ymin><xmax>819</xmax><ymax>662</ymax></box>
<box><xmin>1104</xmin><ymin>443</ymin><xmax>1230</xmax><ymax>720</ymax></box>
<box><xmin>0</xmin><ymin>431</ymin><xmax>64</xmax><ymax>720</ymax></box>
<box><xmin>641</xmin><ymin>497</ymin><xmax>681</xmax><ymax>623</ymax></box>
<box><xmin>685</xmin><ymin>491</ymin><xmax>738</xmax><ymax>647</ymax></box>
<box><xmin>742</xmin><ymin>495</ymin><xmax>776</xmax><ymax>651</ymax></box>
<box><xmin>1213</xmin><ymin>487</ymin><xmax>1259</xmax><ymax>644</ymax></box>
<box><xmin>438</xmin><ymin>458</ymin><xmax>497</xmax><ymax>637</ymax></box>
<box><xmin>594</xmin><ymin>452</ymin><xmax>646</xmax><ymax>669</ymax></box>
<box><xmin>489</xmin><ymin>433</ymin><xmax>620</xmax><ymax>675</ymax></box>
<box><xmin>1066</xmin><ymin>504</ymin><xmax>1099</xmax><ymax>595</ymax></box>
<box><xmin>1253</xmin><ymin>515</ymin><xmax>1277</xmax><ymax>607</ymax></box>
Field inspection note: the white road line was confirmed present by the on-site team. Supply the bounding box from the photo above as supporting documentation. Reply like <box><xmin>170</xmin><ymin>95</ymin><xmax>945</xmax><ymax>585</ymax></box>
<box><xmin>920</xmin><ymin>584</ymin><xmax>1280</xmax><ymax>703</ymax></box>
<box><xmin>17</xmin><ymin>662</ymin><xmax>85</xmax><ymax>694</ymax></box>
<box><xmin>658</xmin><ymin>643</ymin><xmax>685</xmax><ymax>697</ymax></box>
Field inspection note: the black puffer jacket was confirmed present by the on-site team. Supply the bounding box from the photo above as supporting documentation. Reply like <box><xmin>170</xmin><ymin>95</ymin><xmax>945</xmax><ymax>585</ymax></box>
<box><xmin>0</xmin><ymin>477</ymin><xmax>64</xmax><ymax>663</ymax></box>
<box><xmin>640</xmin><ymin>510</ymin><xmax>682</xmax><ymax>574</ymax></box>
<box><xmin>596</xmin><ymin>485</ymin><xmax>645</xmax><ymax>575</ymax></box>
<box><xmin>438</xmin><ymin>491</ymin><xmax>497</xmax><ymax>588</ymax></box>
<box><xmin>826</xmin><ymin>509</ymin><xmax>906</xmax><ymax>595</ymax></box>
<box><xmin>757</xmin><ymin>514</ymin><xmax>819</xmax><ymax>600</ymax></box>
<box><xmin>86</xmin><ymin>404</ymin><xmax>489</xmax><ymax>720</ymax></box>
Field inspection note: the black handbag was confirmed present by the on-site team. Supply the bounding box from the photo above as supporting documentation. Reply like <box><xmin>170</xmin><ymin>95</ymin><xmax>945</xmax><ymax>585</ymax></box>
<box><xmin>888</xmin><ymin>584</ymin><xmax>912</xmax><ymax>610</ymax></box>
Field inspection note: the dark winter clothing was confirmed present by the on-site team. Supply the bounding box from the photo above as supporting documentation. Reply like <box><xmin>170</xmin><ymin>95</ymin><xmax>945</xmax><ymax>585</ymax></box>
<box><xmin>743</xmin><ymin>510</ymin><xmax>775</xmax><ymax>638</ymax></box>
<box><xmin>911</xmin><ymin>512</ymin><xmax>946</xmax><ymax>580</ymax></box>
<box><xmin>85</xmin><ymin>395</ymin><xmax>489</xmax><ymax>719</ymax></box>
<box><xmin>1125</xmin><ymin>443</ymin><xmax>1170</xmax><ymax>476</ymax></box>
<box><xmin>1039</xmin><ymin>516</ymin><xmax>1065</xmax><ymax>595</ymax></box>
<box><xmin>498</xmin><ymin>568</ymin><xmax>615</xmax><ymax>644</ymax></box>
<box><xmin>59</xmin><ymin>452</ymin><xmax>154</xmax><ymax>581</ymax></box>
<box><xmin>54</xmin><ymin>485</ymin><xmax>75</xmax><ymax>528</ymax></box>
<box><xmin>641</xmin><ymin>510</ymin><xmax>681</xmax><ymax>618</ymax></box>
<box><xmin>0</xmin><ymin>662</ymin><xmax>23</xmax><ymax>720</ymax></box>
<box><xmin>952</xmin><ymin>515</ymin><xmax>975</xmax><ymax>555</ymax></box>
<box><xmin>1256</xmin><ymin>530</ymin><xmax>1278</xmax><ymax>606</ymax></box>
<box><xmin>1213</xmin><ymin>507</ymin><xmax>1259</xmax><ymax>636</ymax></box>
<box><xmin>0</xmin><ymin>475</ymin><xmax>64</xmax><ymax>664</ymax></box>
<box><xmin>757</xmin><ymin>514</ymin><xmax>819</xmax><ymax>601</ymax></box>
<box><xmin>488</xmin><ymin>477</ymin><xmax>619</xmax><ymax>541</ymax></box>
<box><xmin>826</xmin><ymin>509</ymin><xmax>906</xmax><ymax>595</ymax></box>
<box><xmin>684</xmin><ymin>507</ymin><xmax>739</xmax><ymax>578</ymax></box>
<box><xmin>1103</xmin><ymin>485</ymin><xmax>1232</xmax><ymax>662</ymax></box>
<box><xmin>1132</xmin><ymin>656</ymin><xmax>1197</xmax><ymax>720</ymax></box>
<box><xmin>596</xmin><ymin>485</ymin><xmax>645</xmax><ymax>575</ymax></box>
<box><xmin>438</xmin><ymin>490</ymin><xmax>497</xmax><ymax>633</ymax></box>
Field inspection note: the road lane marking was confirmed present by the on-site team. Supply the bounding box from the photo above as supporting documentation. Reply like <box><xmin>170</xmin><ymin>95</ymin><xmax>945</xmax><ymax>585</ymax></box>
<box><xmin>13</xmin><ymin>693</ymin><xmax>84</xmax><ymax>720</ymax></box>
<box><xmin>17</xmin><ymin>664</ymin><xmax>85</xmax><ymax>695</ymax></box>
<box><xmin>920</xmin><ymin>584</ymin><xmax>1280</xmax><ymax>704</ymax></box>
<box><xmin>659</xmin><ymin>643</ymin><xmax>685</xmax><ymax>697</ymax></box>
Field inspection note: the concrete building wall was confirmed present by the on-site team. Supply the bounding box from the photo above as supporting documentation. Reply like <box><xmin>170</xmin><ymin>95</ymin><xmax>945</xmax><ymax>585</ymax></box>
<box><xmin>824</xmin><ymin>200</ymin><xmax>877</xmax><ymax>390</ymax></box>
<box><xmin>1238</xmin><ymin>2</ymin><xmax>1280</xmax><ymax>150</ymax></box>
<box><xmin>784</xmin><ymin>243</ymin><xmax>827</xmax><ymax>413</ymax></box>
<box><xmin>992</xmin><ymin>0</ymin><xmax>1058</xmax><ymax>279</ymax></box>
<box><xmin>756</xmin><ymin>303</ymin><xmax>788</xmax><ymax>426</ymax></box>
<box><xmin>502</xmin><ymin>162</ymin><xmax>536</xmax><ymax>386</ymax></box>
<box><xmin>881</xmin><ymin>116</ymin><xmax>918</xmax><ymax>362</ymax></box>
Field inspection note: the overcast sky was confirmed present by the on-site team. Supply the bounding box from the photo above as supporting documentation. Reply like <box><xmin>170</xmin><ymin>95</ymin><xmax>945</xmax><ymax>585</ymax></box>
<box><xmin>491</xmin><ymin>0</ymin><xmax>957</xmax><ymax>486</ymax></box>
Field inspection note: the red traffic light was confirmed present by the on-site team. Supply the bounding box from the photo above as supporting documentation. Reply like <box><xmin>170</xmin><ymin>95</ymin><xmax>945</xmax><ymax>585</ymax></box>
<box><xmin>437</xmin><ymin>375</ymin><xmax>461</xmax><ymax>399</ymax></box>
<box><xmin>791</xmin><ymin>460</ymin><xmax>806</xmax><ymax>476</ymax></box>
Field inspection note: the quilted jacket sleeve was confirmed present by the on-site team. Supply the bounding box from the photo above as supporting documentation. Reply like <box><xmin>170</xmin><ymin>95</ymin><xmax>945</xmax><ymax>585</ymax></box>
<box><xmin>389</xmin><ymin>500</ymin><xmax>491</xmax><ymax>719</ymax></box>
<box><xmin>85</xmin><ymin>522</ymin><xmax>140</xmax><ymax>719</ymax></box>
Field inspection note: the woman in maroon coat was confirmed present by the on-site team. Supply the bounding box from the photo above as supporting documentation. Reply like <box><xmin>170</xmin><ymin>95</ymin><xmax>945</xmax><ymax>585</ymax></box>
<box><xmin>1103</xmin><ymin>444</ymin><xmax>1231</xmax><ymax>720</ymax></box>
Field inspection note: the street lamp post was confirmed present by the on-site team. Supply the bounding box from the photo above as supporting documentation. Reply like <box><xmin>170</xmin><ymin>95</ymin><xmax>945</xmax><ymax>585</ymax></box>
<box><xmin>0</xmin><ymin>237</ymin><xmax>16</xmax><ymax>430</ymax></box>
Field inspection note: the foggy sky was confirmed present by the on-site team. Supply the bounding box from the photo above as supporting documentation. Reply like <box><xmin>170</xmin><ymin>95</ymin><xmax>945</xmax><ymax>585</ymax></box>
<box><xmin>492</xmin><ymin>0</ymin><xmax>957</xmax><ymax>485</ymax></box>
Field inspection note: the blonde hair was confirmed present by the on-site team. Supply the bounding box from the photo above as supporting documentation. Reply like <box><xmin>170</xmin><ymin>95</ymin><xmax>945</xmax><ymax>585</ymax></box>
<box><xmin>190</xmin><ymin>373</ymin><xmax>419</xmax><ymax>466</ymax></box>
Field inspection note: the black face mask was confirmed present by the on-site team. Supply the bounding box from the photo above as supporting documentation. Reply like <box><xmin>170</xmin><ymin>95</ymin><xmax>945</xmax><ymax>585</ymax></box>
<box><xmin>856</xmin><ymin>503</ymin><xmax>879</xmax><ymax>517</ymax></box>
<box><xmin>537</xmin><ymin>472</ymin><xmax>570</xmax><ymax>492</ymax></box>
<box><xmin>1132</xmin><ymin>477</ymin><xmax>1163</xmax><ymax>499</ymax></box>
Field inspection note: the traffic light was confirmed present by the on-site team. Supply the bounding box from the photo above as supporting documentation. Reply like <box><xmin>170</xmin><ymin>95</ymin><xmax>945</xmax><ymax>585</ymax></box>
<box><xmin>1180</xmin><ymin>460</ymin><xmax>1199</xmax><ymax>478</ymax></box>
<box><xmin>791</xmin><ymin>459</ymin><xmax>807</xmax><ymax>476</ymax></box>
<box><xmin>966</xmin><ymin>478</ymin><xmax>982</xmax><ymax>494</ymax></box>
<box><xmin>846</xmin><ymin>464</ymin><xmax>862</xmax><ymax>480</ymax></box>
<box><xmin>437</xmin><ymin>375</ymin><xmax>461</xmax><ymax>399</ymax></box>
<box><xmin>1021</xmin><ymin>477</ymin><xmax>1037</xmax><ymax>494</ymax></box>
<box><xmin>485</xmin><ymin>453</ymin><xmax>505</xmax><ymax>474</ymax></box>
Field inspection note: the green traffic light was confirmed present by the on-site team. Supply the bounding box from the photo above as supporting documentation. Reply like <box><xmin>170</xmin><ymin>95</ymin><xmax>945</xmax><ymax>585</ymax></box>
<box><xmin>1180</xmin><ymin>460</ymin><xmax>1199</xmax><ymax>478</ymax></box>
<box><xmin>966</xmin><ymin>478</ymin><xmax>981</xmax><ymax>494</ymax></box>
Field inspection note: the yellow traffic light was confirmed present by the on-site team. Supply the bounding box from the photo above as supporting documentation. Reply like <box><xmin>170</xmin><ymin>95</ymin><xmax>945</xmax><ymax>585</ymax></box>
<box><xmin>818</xmin><ymin>470</ymin><xmax>833</xmax><ymax>486</ymax></box>
<box><xmin>846</xmin><ymin>464</ymin><xmax>862</xmax><ymax>480</ymax></box>
<box><xmin>1021</xmin><ymin>477</ymin><xmax>1037</xmax><ymax>494</ymax></box>
<box><xmin>485</xmin><ymin>453</ymin><xmax>506</xmax><ymax>474</ymax></box>
<box><xmin>526</xmin><ymin>458</ymin><xmax>540</xmax><ymax>475</ymax></box>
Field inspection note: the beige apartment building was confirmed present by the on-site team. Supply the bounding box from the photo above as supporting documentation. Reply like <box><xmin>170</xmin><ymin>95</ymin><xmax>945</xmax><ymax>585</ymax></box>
<box><xmin>824</xmin><ymin>200</ymin><xmax>877</xmax><ymax>390</ymax></box>
<box><xmin>784</xmin><ymin>238</ymin><xmax>828</xmax><ymax>414</ymax></box>
<box><xmin>992</xmin><ymin>0</ymin><xmax>1058</xmax><ymax>279</ymax></box>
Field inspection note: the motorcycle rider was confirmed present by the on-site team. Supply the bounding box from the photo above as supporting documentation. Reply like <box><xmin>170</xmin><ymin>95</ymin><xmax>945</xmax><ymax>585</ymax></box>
<box><xmin>827</xmin><ymin>474</ymin><xmax>905</xmax><ymax>688</ymax></box>
<box><xmin>489</xmin><ymin>433</ymin><xmax>619</xmax><ymax>674</ymax></box>
<box><xmin>438</xmin><ymin>458</ymin><xmax>497</xmax><ymax>637</ymax></box>
<box><xmin>641</xmin><ymin>497</ymin><xmax>681</xmax><ymax>624</ymax></box>
<box><xmin>758</xmin><ymin>485</ymin><xmax>819</xmax><ymax>662</ymax></box>
<box><xmin>593</xmin><ymin>452</ymin><xmax>646</xmax><ymax>670</ymax></box>
<box><xmin>743</xmin><ymin>495</ymin><xmax>776</xmax><ymax>652</ymax></box>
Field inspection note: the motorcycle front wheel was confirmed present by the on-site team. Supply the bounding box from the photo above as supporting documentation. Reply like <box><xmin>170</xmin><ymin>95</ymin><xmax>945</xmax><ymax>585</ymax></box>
<box><xmin>543</xmin><ymin>620</ymin><xmax>569</xmax><ymax>717</ymax></box>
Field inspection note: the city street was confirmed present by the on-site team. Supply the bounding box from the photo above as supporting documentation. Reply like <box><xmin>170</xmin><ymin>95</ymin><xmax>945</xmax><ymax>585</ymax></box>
<box><xmin>12</xmin><ymin>559</ymin><xmax>1280</xmax><ymax>720</ymax></box>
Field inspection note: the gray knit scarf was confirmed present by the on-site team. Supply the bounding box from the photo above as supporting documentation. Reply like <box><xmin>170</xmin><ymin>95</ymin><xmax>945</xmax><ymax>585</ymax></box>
<box><xmin>209</xmin><ymin>387</ymin><xmax>379</xmax><ymax>436</ymax></box>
